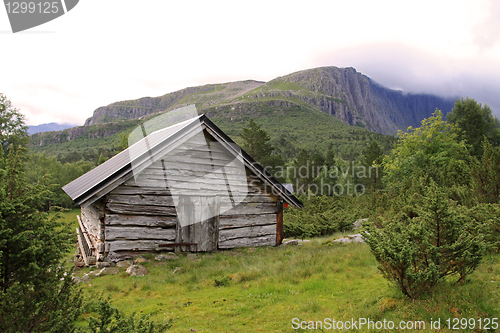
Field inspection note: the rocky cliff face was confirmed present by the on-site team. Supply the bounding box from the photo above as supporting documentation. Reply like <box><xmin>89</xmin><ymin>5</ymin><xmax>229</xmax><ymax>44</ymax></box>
<box><xmin>245</xmin><ymin>67</ymin><xmax>455</xmax><ymax>134</ymax></box>
<box><xmin>82</xmin><ymin>66</ymin><xmax>455</xmax><ymax>135</ymax></box>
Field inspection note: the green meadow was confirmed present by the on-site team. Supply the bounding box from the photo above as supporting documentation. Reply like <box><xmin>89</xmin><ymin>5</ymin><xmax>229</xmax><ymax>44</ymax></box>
<box><xmin>57</xmin><ymin>210</ymin><xmax>500</xmax><ymax>332</ymax></box>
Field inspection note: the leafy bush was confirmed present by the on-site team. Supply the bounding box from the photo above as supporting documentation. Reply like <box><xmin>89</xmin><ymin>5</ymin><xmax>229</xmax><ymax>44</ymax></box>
<box><xmin>362</xmin><ymin>183</ymin><xmax>486</xmax><ymax>299</ymax></box>
<box><xmin>383</xmin><ymin>110</ymin><xmax>470</xmax><ymax>189</ymax></box>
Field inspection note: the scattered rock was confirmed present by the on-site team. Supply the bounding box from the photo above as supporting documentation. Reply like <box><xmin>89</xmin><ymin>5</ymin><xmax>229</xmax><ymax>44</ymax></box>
<box><xmin>88</xmin><ymin>270</ymin><xmax>101</xmax><ymax>277</ymax></box>
<box><xmin>126</xmin><ymin>265</ymin><xmax>149</xmax><ymax>277</ymax></box>
<box><xmin>172</xmin><ymin>267</ymin><xmax>182</xmax><ymax>274</ymax></box>
<box><xmin>281</xmin><ymin>239</ymin><xmax>310</xmax><ymax>246</ymax></box>
<box><xmin>99</xmin><ymin>267</ymin><xmax>120</xmax><ymax>275</ymax></box>
<box><xmin>73</xmin><ymin>274</ymin><xmax>90</xmax><ymax>283</ymax></box>
<box><xmin>353</xmin><ymin>218</ymin><xmax>368</xmax><ymax>230</ymax></box>
<box><xmin>333</xmin><ymin>234</ymin><xmax>365</xmax><ymax>244</ymax></box>
<box><xmin>133</xmin><ymin>256</ymin><xmax>150</xmax><ymax>264</ymax></box>
<box><xmin>96</xmin><ymin>261</ymin><xmax>114</xmax><ymax>268</ymax></box>
<box><xmin>116</xmin><ymin>260</ymin><xmax>133</xmax><ymax>268</ymax></box>
<box><xmin>281</xmin><ymin>240</ymin><xmax>299</xmax><ymax>246</ymax></box>
<box><xmin>187</xmin><ymin>253</ymin><xmax>197</xmax><ymax>260</ymax></box>
<box><xmin>155</xmin><ymin>253</ymin><xmax>178</xmax><ymax>261</ymax></box>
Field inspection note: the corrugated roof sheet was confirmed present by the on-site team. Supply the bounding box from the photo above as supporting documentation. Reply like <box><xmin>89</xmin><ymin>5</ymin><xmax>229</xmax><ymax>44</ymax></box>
<box><xmin>62</xmin><ymin>115</ymin><xmax>203</xmax><ymax>201</ymax></box>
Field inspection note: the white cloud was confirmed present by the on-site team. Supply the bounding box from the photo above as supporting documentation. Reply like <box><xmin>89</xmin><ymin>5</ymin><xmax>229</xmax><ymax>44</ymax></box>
<box><xmin>2</xmin><ymin>0</ymin><xmax>500</xmax><ymax>124</ymax></box>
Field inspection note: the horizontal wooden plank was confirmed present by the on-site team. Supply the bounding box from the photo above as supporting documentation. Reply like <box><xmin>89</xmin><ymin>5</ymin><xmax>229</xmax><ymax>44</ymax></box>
<box><xmin>151</xmin><ymin>149</ymin><xmax>235</xmax><ymax>163</ymax></box>
<box><xmin>107</xmin><ymin>194</ymin><xmax>175</xmax><ymax>207</ymax></box>
<box><xmin>218</xmin><ymin>235</ymin><xmax>276</xmax><ymax>249</ymax></box>
<box><xmin>105</xmin><ymin>226</ymin><xmax>176</xmax><ymax>241</ymax></box>
<box><xmin>105</xmin><ymin>214</ymin><xmax>177</xmax><ymax>227</ymax></box>
<box><xmin>125</xmin><ymin>178</ymin><xmax>256</xmax><ymax>195</ymax></box>
<box><xmin>139</xmin><ymin>166</ymin><xmax>257</xmax><ymax>180</ymax></box>
<box><xmin>105</xmin><ymin>240</ymin><xmax>165</xmax><ymax>252</ymax></box>
<box><xmin>106</xmin><ymin>203</ymin><xmax>177</xmax><ymax>216</ymax></box>
<box><xmin>122</xmin><ymin>177</ymin><xmax>270</xmax><ymax>196</ymax></box>
<box><xmin>110</xmin><ymin>185</ymin><xmax>171</xmax><ymax>196</ymax></box>
<box><xmin>218</xmin><ymin>224</ymin><xmax>276</xmax><ymax>242</ymax></box>
<box><xmin>221</xmin><ymin>202</ymin><xmax>277</xmax><ymax>215</ymax></box>
<box><xmin>219</xmin><ymin>214</ymin><xmax>276</xmax><ymax>229</ymax></box>
<box><xmin>160</xmin><ymin>159</ymin><xmax>246</xmax><ymax>172</ymax></box>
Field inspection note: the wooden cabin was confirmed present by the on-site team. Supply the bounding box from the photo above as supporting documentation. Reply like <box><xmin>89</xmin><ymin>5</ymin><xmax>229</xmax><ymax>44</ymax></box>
<box><xmin>63</xmin><ymin>114</ymin><xmax>302</xmax><ymax>263</ymax></box>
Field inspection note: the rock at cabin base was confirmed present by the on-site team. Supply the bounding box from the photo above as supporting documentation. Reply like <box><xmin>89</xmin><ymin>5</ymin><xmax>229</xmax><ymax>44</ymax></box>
<box><xmin>96</xmin><ymin>261</ymin><xmax>113</xmax><ymax>268</ymax></box>
<box><xmin>116</xmin><ymin>260</ymin><xmax>133</xmax><ymax>268</ymax></box>
<box><xmin>133</xmin><ymin>256</ymin><xmax>150</xmax><ymax>264</ymax></box>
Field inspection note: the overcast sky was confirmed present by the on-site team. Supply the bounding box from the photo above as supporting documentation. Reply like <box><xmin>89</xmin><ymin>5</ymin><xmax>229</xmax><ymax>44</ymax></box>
<box><xmin>2</xmin><ymin>0</ymin><xmax>500</xmax><ymax>126</ymax></box>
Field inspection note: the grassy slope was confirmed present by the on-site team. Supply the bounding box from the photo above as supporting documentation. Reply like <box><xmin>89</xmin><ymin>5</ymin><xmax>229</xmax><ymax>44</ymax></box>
<box><xmin>54</xmin><ymin>203</ymin><xmax>499</xmax><ymax>332</ymax></box>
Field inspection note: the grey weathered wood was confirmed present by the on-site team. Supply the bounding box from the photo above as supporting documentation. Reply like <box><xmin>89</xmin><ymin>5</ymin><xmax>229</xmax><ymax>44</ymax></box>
<box><xmin>77</xmin><ymin>215</ymin><xmax>95</xmax><ymax>250</ymax></box>
<box><xmin>105</xmin><ymin>214</ymin><xmax>177</xmax><ymax>228</ymax></box>
<box><xmin>106</xmin><ymin>203</ymin><xmax>177</xmax><ymax>216</ymax></box>
<box><xmin>218</xmin><ymin>224</ymin><xmax>276</xmax><ymax>242</ymax></box>
<box><xmin>107</xmin><ymin>194</ymin><xmax>175</xmax><ymax>207</ymax></box>
<box><xmin>221</xmin><ymin>202</ymin><xmax>277</xmax><ymax>215</ymax></box>
<box><xmin>122</xmin><ymin>174</ymin><xmax>267</xmax><ymax>196</ymax></box>
<box><xmin>110</xmin><ymin>185</ymin><xmax>171</xmax><ymax>196</ymax></box>
<box><xmin>76</xmin><ymin>227</ymin><xmax>89</xmax><ymax>266</ymax></box>
<box><xmin>81</xmin><ymin>204</ymin><xmax>102</xmax><ymax>243</ymax></box>
<box><xmin>160</xmin><ymin>159</ymin><xmax>246</xmax><ymax>172</ymax></box>
<box><xmin>105</xmin><ymin>240</ymin><xmax>166</xmax><ymax>252</ymax></box>
<box><xmin>105</xmin><ymin>226</ymin><xmax>176</xmax><ymax>241</ymax></box>
<box><xmin>218</xmin><ymin>235</ymin><xmax>276</xmax><ymax>249</ymax></box>
<box><xmin>139</xmin><ymin>166</ymin><xmax>252</xmax><ymax>181</ymax></box>
<box><xmin>219</xmin><ymin>214</ymin><xmax>276</xmax><ymax>229</ymax></box>
<box><xmin>175</xmin><ymin>195</ymin><xmax>219</xmax><ymax>252</ymax></box>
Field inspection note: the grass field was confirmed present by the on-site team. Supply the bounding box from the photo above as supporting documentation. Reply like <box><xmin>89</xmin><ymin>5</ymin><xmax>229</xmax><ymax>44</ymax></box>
<box><xmin>58</xmin><ymin>210</ymin><xmax>500</xmax><ymax>332</ymax></box>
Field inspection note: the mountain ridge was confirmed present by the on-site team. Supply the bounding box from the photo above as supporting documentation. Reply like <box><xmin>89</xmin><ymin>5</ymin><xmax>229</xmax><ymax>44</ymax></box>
<box><xmin>83</xmin><ymin>66</ymin><xmax>455</xmax><ymax>135</ymax></box>
<box><xmin>28</xmin><ymin>122</ymin><xmax>79</xmax><ymax>135</ymax></box>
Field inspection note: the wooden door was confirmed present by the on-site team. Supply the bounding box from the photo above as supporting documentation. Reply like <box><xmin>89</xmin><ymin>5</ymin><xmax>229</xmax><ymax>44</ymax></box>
<box><xmin>175</xmin><ymin>195</ymin><xmax>220</xmax><ymax>252</ymax></box>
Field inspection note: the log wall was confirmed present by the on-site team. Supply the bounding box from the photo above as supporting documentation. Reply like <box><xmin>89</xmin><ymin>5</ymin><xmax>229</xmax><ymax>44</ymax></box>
<box><xmin>95</xmin><ymin>129</ymin><xmax>279</xmax><ymax>260</ymax></box>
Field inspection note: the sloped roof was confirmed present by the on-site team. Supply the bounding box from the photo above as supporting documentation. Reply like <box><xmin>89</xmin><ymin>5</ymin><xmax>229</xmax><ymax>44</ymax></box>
<box><xmin>62</xmin><ymin>114</ymin><xmax>303</xmax><ymax>208</ymax></box>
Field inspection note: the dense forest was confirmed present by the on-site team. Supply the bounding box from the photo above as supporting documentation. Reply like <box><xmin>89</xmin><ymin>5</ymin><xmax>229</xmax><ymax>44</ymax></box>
<box><xmin>1</xmin><ymin>92</ymin><xmax>499</xmax><ymax>330</ymax></box>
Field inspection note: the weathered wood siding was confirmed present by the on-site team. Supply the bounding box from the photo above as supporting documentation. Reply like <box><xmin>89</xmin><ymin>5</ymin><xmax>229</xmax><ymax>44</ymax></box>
<box><xmin>104</xmin><ymin>186</ymin><xmax>177</xmax><ymax>260</ymax></box>
<box><xmin>100</xmin><ymin>129</ymin><xmax>279</xmax><ymax>259</ymax></box>
<box><xmin>80</xmin><ymin>201</ymin><xmax>105</xmax><ymax>253</ymax></box>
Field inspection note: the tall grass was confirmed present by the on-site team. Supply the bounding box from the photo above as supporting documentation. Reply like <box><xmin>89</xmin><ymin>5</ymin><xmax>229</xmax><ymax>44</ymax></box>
<box><xmin>71</xmin><ymin>232</ymin><xmax>500</xmax><ymax>332</ymax></box>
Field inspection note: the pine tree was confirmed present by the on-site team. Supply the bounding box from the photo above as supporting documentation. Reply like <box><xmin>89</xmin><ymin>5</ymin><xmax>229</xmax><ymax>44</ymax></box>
<box><xmin>239</xmin><ymin>119</ymin><xmax>274</xmax><ymax>161</ymax></box>
<box><xmin>239</xmin><ymin>119</ymin><xmax>285</xmax><ymax>181</ymax></box>
<box><xmin>0</xmin><ymin>95</ymin><xmax>82</xmax><ymax>332</ymax></box>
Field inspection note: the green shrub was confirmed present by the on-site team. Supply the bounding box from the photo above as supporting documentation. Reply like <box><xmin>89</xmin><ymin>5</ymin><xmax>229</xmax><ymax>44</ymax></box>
<box><xmin>284</xmin><ymin>195</ymin><xmax>371</xmax><ymax>238</ymax></box>
<box><xmin>362</xmin><ymin>183</ymin><xmax>485</xmax><ymax>299</ymax></box>
<box><xmin>81</xmin><ymin>298</ymin><xmax>172</xmax><ymax>333</ymax></box>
